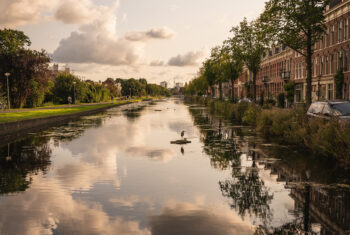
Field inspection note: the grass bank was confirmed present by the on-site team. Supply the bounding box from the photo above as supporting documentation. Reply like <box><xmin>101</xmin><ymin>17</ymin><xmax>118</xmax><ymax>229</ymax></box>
<box><xmin>186</xmin><ymin>96</ymin><xmax>350</xmax><ymax>163</ymax></box>
<box><xmin>0</xmin><ymin>100</ymin><xmax>141</xmax><ymax>123</ymax></box>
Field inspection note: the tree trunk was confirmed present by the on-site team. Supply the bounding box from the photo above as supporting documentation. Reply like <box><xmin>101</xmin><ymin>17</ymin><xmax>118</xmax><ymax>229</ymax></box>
<box><xmin>306</xmin><ymin>32</ymin><xmax>313</xmax><ymax>107</ymax></box>
<box><xmin>211</xmin><ymin>86</ymin><xmax>215</xmax><ymax>98</ymax></box>
<box><xmin>231</xmin><ymin>79</ymin><xmax>235</xmax><ymax>103</ymax></box>
<box><xmin>219</xmin><ymin>81</ymin><xmax>223</xmax><ymax>100</ymax></box>
<box><xmin>253</xmin><ymin>72</ymin><xmax>257</xmax><ymax>103</ymax></box>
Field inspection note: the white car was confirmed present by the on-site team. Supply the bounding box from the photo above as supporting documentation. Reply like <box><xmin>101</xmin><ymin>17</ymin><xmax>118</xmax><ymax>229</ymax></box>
<box><xmin>307</xmin><ymin>101</ymin><xmax>350</xmax><ymax>121</ymax></box>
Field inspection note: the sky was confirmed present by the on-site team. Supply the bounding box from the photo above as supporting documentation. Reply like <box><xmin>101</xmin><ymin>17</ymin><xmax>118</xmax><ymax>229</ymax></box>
<box><xmin>0</xmin><ymin>0</ymin><xmax>266</xmax><ymax>86</ymax></box>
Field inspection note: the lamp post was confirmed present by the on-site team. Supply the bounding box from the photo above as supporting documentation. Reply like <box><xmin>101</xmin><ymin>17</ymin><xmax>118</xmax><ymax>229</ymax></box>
<box><xmin>73</xmin><ymin>81</ymin><xmax>76</xmax><ymax>104</ymax></box>
<box><xmin>4</xmin><ymin>73</ymin><xmax>10</xmax><ymax>109</ymax></box>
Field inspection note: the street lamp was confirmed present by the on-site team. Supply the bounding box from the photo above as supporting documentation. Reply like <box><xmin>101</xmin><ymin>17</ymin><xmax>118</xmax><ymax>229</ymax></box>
<box><xmin>4</xmin><ymin>73</ymin><xmax>10</xmax><ymax>109</ymax></box>
<box><xmin>73</xmin><ymin>81</ymin><xmax>77</xmax><ymax>104</ymax></box>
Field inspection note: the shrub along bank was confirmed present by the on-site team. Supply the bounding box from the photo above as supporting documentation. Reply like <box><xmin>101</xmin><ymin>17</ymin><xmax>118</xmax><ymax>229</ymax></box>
<box><xmin>186</xmin><ymin>96</ymin><xmax>350</xmax><ymax>163</ymax></box>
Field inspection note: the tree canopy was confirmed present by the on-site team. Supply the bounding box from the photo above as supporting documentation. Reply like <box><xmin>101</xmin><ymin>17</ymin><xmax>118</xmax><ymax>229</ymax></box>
<box><xmin>260</xmin><ymin>0</ymin><xmax>329</xmax><ymax>106</ymax></box>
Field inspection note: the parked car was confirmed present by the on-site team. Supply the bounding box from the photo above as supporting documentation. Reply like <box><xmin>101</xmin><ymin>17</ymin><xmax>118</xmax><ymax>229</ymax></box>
<box><xmin>307</xmin><ymin>101</ymin><xmax>350</xmax><ymax>121</ymax></box>
<box><xmin>238</xmin><ymin>98</ymin><xmax>252</xmax><ymax>104</ymax></box>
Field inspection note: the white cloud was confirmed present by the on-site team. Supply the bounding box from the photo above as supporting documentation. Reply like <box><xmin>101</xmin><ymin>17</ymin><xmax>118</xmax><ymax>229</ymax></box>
<box><xmin>53</xmin><ymin>32</ymin><xmax>143</xmax><ymax>66</ymax></box>
<box><xmin>54</xmin><ymin>0</ymin><xmax>119</xmax><ymax>25</ymax></box>
<box><xmin>150</xmin><ymin>202</ymin><xmax>255</xmax><ymax>235</ymax></box>
<box><xmin>0</xmin><ymin>176</ymin><xmax>150</xmax><ymax>235</ymax></box>
<box><xmin>0</xmin><ymin>0</ymin><xmax>57</xmax><ymax>27</ymax></box>
<box><xmin>168</xmin><ymin>50</ymin><xmax>205</xmax><ymax>67</ymax></box>
<box><xmin>53</xmin><ymin>0</ymin><xmax>145</xmax><ymax>66</ymax></box>
<box><xmin>125</xmin><ymin>27</ymin><xmax>175</xmax><ymax>41</ymax></box>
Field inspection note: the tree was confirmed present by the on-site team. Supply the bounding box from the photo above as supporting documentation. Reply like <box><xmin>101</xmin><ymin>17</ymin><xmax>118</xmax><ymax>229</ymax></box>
<box><xmin>0</xmin><ymin>28</ymin><xmax>31</xmax><ymax>55</ymax></box>
<box><xmin>222</xmin><ymin>44</ymin><xmax>243</xmax><ymax>102</ymax></box>
<box><xmin>261</xmin><ymin>0</ymin><xmax>329</xmax><ymax>106</ymax></box>
<box><xmin>184</xmin><ymin>75</ymin><xmax>208</xmax><ymax>96</ymax></box>
<box><xmin>0</xmin><ymin>49</ymin><xmax>50</xmax><ymax>108</ymax></box>
<box><xmin>210</xmin><ymin>46</ymin><xmax>231</xmax><ymax>100</ymax></box>
<box><xmin>228</xmin><ymin>18</ymin><xmax>267</xmax><ymax>103</ymax></box>
<box><xmin>0</xmin><ymin>29</ymin><xmax>50</xmax><ymax>108</ymax></box>
<box><xmin>203</xmin><ymin>59</ymin><xmax>217</xmax><ymax>97</ymax></box>
<box><xmin>284</xmin><ymin>81</ymin><xmax>296</xmax><ymax>106</ymax></box>
<box><xmin>121</xmin><ymin>78</ymin><xmax>146</xmax><ymax>97</ymax></box>
<box><xmin>52</xmin><ymin>74</ymin><xmax>88</xmax><ymax>104</ymax></box>
<box><xmin>103</xmin><ymin>78</ymin><xmax>120</xmax><ymax>99</ymax></box>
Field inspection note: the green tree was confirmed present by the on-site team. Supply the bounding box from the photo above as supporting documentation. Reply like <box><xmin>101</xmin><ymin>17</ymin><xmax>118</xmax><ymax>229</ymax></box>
<box><xmin>0</xmin><ymin>49</ymin><xmax>50</xmax><ymax>108</ymax></box>
<box><xmin>52</xmin><ymin>74</ymin><xmax>87</xmax><ymax>104</ymax></box>
<box><xmin>261</xmin><ymin>0</ymin><xmax>329</xmax><ymax>106</ymax></box>
<box><xmin>0</xmin><ymin>29</ymin><xmax>50</xmax><ymax>108</ymax></box>
<box><xmin>203</xmin><ymin>59</ymin><xmax>217</xmax><ymax>97</ymax></box>
<box><xmin>284</xmin><ymin>81</ymin><xmax>295</xmax><ymax>106</ymax></box>
<box><xmin>122</xmin><ymin>78</ymin><xmax>146</xmax><ymax>97</ymax></box>
<box><xmin>222</xmin><ymin>44</ymin><xmax>243</xmax><ymax>102</ymax></box>
<box><xmin>184</xmin><ymin>75</ymin><xmax>208</xmax><ymax>96</ymax></box>
<box><xmin>228</xmin><ymin>18</ymin><xmax>267</xmax><ymax>103</ymax></box>
<box><xmin>0</xmin><ymin>28</ymin><xmax>31</xmax><ymax>55</ymax></box>
<box><xmin>210</xmin><ymin>46</ymin><xmax>229</xmax><ymax>100</ymax></box>
<box><xmin>103</xmin><ymin>78</ymin><xmax>120</xmax><ymax>99</ymax></box>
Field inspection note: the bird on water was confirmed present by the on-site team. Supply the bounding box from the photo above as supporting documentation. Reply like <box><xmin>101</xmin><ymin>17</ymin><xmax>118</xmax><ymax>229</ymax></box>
<box><xmin>181</xmin><ymin>131</ymin><xmax>185</xmax><ymax>139</ymax></box>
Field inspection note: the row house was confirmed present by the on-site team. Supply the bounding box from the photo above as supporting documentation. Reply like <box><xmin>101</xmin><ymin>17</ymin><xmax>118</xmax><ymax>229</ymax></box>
<box><xmin>231</xmin><ymin>0</ymin><xmax>350</xmax><ymax>102</ymax></box>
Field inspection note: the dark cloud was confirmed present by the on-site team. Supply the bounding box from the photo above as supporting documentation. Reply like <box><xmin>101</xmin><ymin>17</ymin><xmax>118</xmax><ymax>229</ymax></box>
<box><xmin>125</xmin><ymin>27</ymin><xmax>175</xmax><ymax>41</ymax></box>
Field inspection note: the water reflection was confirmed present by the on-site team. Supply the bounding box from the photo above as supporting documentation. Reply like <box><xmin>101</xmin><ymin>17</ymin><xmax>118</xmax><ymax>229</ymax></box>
<box><xmin>0</xmin><ymin>100</ymin><xmax>349</xmax><ymax>235</ymax></box>
<box><xmin>150</xmin><ymin>202</ymin><xmax>254</xmax><ymax>235</ymax></box>
<box><xmin>0</xmin><ymin>135</ymin><xmax>51</xmax><ymax>194</ymax></box>
<box><xmin>188</xmin><ymin>103</ymin><xmax>350</xmax><ymax>234</ymax></box>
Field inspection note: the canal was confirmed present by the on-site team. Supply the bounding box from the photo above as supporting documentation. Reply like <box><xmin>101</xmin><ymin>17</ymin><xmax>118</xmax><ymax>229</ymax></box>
<box><xmin>0</xmin><ymin>99</ymin><xmax>349</xmax><ymax>234</ymax></box>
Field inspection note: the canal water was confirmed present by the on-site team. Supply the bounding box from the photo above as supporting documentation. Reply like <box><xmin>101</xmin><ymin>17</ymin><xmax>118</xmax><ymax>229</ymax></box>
<box><xmin>0</xmin><ymin>99</ymin><xmax>349</xmax><ymax>235</ymax></box>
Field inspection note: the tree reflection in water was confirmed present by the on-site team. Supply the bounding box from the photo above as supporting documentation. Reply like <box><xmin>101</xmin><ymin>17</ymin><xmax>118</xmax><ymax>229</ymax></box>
<box><xmin>0</xmin><ymin>115</ymin><xmax>105</xmax><ymax>195</ymax></box>
<box><xmin>188</xmin><ymin>106</ymin><xmax>273</xmax><ymax>223</ymax></box>
<box><xmin>0</xmin><ymin>135</ymin><xmax>51</xmax><ymax>195</ymax></box>
<box><xmin>188</xmin><ymin>102</ymin><xmax>350</xmax><ymax>234</ymax></box>
<box><xmin>219</xmin><ymin>146</ymin><xmax>273</xmax><ymax>223</ymax></box>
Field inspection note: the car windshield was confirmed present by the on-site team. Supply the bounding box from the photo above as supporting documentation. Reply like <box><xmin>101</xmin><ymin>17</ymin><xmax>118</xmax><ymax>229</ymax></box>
<box><xmin>331</xmin><ymin>103</ymin><xmax>350</xmax><ymax>116</ymax></box>
<box><xmin>308</xmin><ymin>103</ymin><xmax>324</xmax><ymax>114</ymax></box>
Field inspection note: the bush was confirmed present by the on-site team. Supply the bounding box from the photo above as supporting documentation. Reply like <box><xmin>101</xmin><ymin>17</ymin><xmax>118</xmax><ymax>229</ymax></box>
<box><xmin>266</xmin><ymin>99</ymin><xmax>276</xmax><ymax>106</ymax></box>
<box><xmin>242</xmin><ymin>104</ymin><xmax>260</xmax><ymax>126</ymax></box>
<box><xmin>189</xmin><ymin>95</ymin><xmax>350</xmax><ymax>163</ymax></box>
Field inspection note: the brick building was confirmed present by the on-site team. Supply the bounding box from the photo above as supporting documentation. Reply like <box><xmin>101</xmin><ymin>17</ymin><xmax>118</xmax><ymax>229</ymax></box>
<box><xmin>225</xmin><ymin>0</ymin><xmax>350</xmax><ymax>102</ymax></box>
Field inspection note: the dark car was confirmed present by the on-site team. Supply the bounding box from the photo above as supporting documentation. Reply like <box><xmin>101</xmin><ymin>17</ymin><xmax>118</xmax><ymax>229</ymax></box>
<box><xmin>307</xmin><ymin>101</ymin><xmax>350</xmax><ymax>121</ymax></box>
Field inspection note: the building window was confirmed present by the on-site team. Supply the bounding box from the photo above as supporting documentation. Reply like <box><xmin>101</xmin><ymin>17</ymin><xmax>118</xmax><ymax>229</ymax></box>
<box><xmin>345</xmin><ymin>19</ymin><xmax>349</xmax><ymax>40</ymax></box>
<box><xmin>338</xmin><ymin>21</ymin><xmax>342</xmax><ymax>43</ymax></box>
<box><xmin>338</xmin><ymin>51</ymin><xmax>343</xmax><ymax>70</ymax></box>
<box><xmin>344</xmin><ymin>50</ymin><xmax>348</xmax><ymax>71</ymax></box>
<box><xmin>325</xmin><ymin>56</ymin><xmax>329</xmax><ymax>74</ymax></box>
<box><xmin>331</xmin><ymin>25</ymin><xmax>335</xmax><ymax>45</ymax></box>
<box><xmin>326</xmin><ymin>26</ymin><xmax>330</xmax><ymax>47</ymax></box>
<box><xmin>328</xmin><ymin>84</ymin><xmax>334</xmax><ymax>100</ymax></box>
<box><xmin>331</xmin><ymin>54</ymin><xmax>334</xmax><ymax>73</ymax></box>
<box><xmin>320</xmin><ymin>56</ymin><xmax>323</xmax><ymax>75</ymax></box>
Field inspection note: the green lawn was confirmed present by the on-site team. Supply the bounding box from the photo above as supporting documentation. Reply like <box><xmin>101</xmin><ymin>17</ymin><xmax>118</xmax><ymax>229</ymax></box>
<box><xmin>0</xmin><ymin>101</ymin><xmax>136</xmax><ymax>123</ymax></box>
